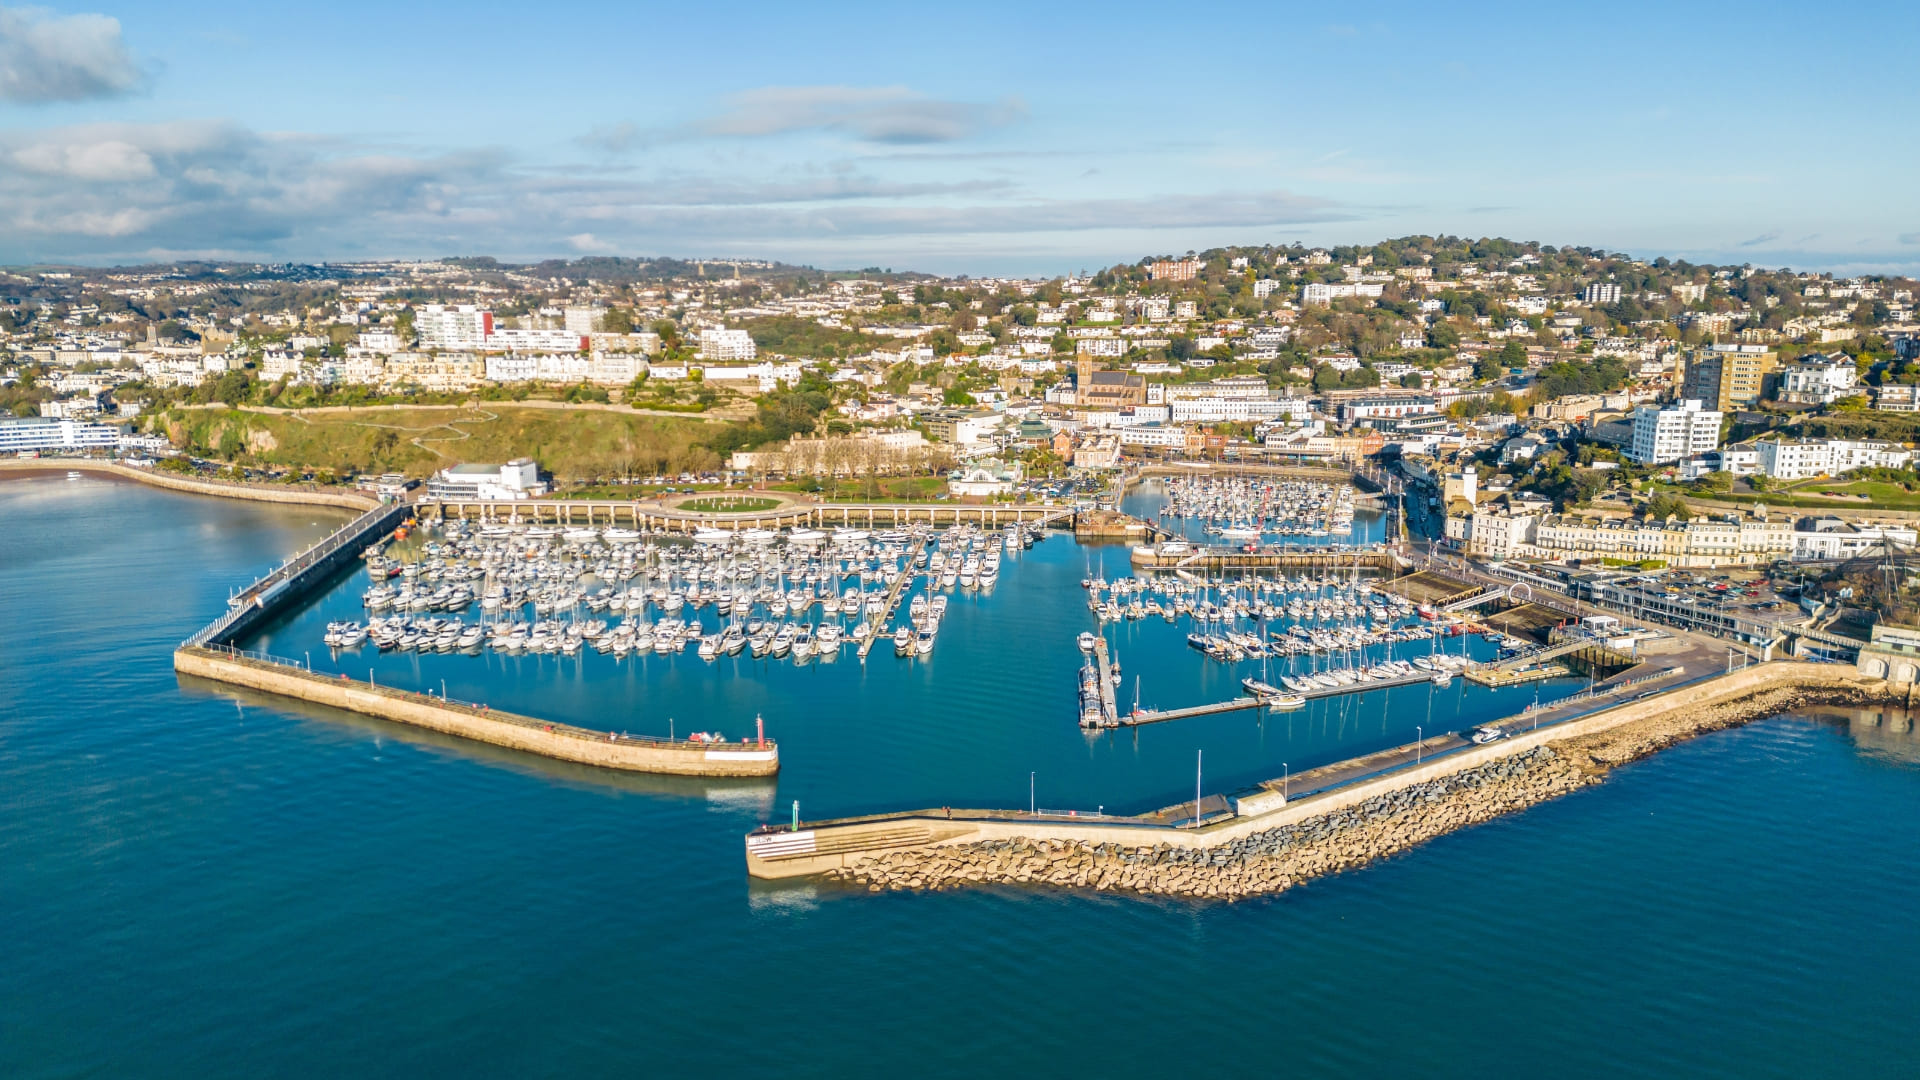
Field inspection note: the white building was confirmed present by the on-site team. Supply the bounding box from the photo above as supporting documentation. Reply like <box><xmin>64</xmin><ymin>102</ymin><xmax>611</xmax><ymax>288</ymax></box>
<box><xmin>699</xmin><ymin>361</ymin><xmax>805</xmax><ymax>392</ymax></box>
<box><xmin>1116</xmin><ymin>423</ymin><xmax>1189</xmax><ymax>449</ymax></box>
<box><xmin>1168</xmin><ymin>397</ymin><xmax>1292</xmax><ymax>423</ymax></box>
<box><xmin>1301</xmin><ymin>281</ymin><xmax>1385</xmax><ymax>305</ymax></box>
<box><xmin>1585</xmin><ymin>283</ymin><xmax>1622</xmax><ymax>305</ymax></box>
<box><xmin>1777</xmin><ymin>357</ymin><xmax>1858</xmax><ymax>404</ymax></box>
<box><xmin>426</xmin><ymin>459</ymin><xmax>547</xmax><ymax>501</ymax></box>
<box><xmin>1074</xmin><ymin>337</ymin><xmax>1127</xmax><ymax>358</ymax></box>
<box><xmin>357</xmin><ymin>330</ymin><xmax>404</xmax><ymax>353</ymax></box>
<box><xmin>0</xmin><ymin>417</ymin><xmax>123</xmax><ymax>454</ymax></box>
<box><xmin>489</xmin><ymin>328</ymin><xmax>587</xmax><ymax>353</ymax></box>
<box><xmin>1752</xmin><ymin>438</ymin><xmax>1912</xmax><ymax>480</ymax></box>
<box><xmin>1792</xmin><ymin>518</ymin><xmax>1919</xmax><ymax>561</ymax></box>
<box><xmin>416</xmin><ymin>305</ymin><xmax>493</xmax><ymax>351</ymax></box>
<box><xmin>563</xmin><ymin>307</ymin><xmax>606</xmax><ymax>334</ymax></box>
<box><xmin>699</xmin><ymin>328</ymin><xmax>757</xmax><ymax>361</ymax></box>
<box><xmin>1627</xmin><ymin>399</ymin><xmax>1722</xmax><ymax>464</ymax></box>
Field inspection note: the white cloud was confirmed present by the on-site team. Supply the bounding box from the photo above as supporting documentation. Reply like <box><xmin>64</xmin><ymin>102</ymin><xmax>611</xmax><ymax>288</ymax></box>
<box><xmin>700</xmin><ymin>85</ymin><xmax>1025</xmax><ymax>143</ymax></box>
<box><xmin>0</xmin><ymin>119</ymin><xmax>1350</xmax><ymax>264</ymax></box>
<box><xmin>0</xmin><ymin>6</ymin><xmax>141</xmax><ymax>103</ymax></box>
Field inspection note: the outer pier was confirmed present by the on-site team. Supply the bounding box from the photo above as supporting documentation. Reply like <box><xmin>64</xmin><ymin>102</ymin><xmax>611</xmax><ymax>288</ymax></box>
<box><xmin>745</xmin><ymin>661</ymin><xmax>1889</xmax><ymax>880</ymax></box>
<box><xmin>177</xmin><ymin>646</ymin><xmax>778</xmax><ymax>776</ymax></box>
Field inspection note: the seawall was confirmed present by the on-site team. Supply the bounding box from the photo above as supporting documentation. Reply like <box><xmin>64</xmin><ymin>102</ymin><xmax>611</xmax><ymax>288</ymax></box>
<box><xmin>174</xmin><ymin>647</ymin><xmax>779</xmax><ymax>777</ymax></box>
<box><xmin>0</xmin><ymin>459</ymin><xmax>379</xmax><ymax>511</ymax></box>
<box><xmin>748</xmin><ymin>662</ymin><xmax>1897</xmax><ymax>891</ymax></box>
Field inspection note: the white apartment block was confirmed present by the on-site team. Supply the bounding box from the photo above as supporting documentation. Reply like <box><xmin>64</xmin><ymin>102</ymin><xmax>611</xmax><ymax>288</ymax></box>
<box><xmin>699</xmin><ymin>361</ymin><xmax>805</xmax><ymax>392</ymax></box>
<box><xmin>490</xmin><ymin>328</ymin><xmax>587</xmax><ymax>352</ymax></box>
<box><xmin>1792</xmin><ymin>519</ymin><xmax>1920</xmax><ymax>561</ymax></box>
<box><xmin>1584</xmin><ymin>283</ymin><xmax>1622</xmax><ymax>305</ymax></box>
<box><xmin>1628</xmin><ymin>399</ymin><xmax>1722</xmax><ymax>464</ymax></box>
<box><xmin>1752</xmin><ymin>438</ymin><xmax>1911</xmax><ymax>480</ymax></box>
<box><xmin>1777</xmin><ymin>358</ymin><xmax>1858</xmax><ymax>404</ymax></box>
<box><xmin>562</xmin><ymin>306</ymin><xmax>606</xmax><ymax>334</ymax></box>
<box><xmin>0</xmin><ymin>417</ymin><xmax>124</xmax><ymax>453</ymax></box>
<box><xmin>1075</xmin><ymin>337</ymin><xmax>1128</xmax><ymax>358</ymax></box>
<box><xmin>416</xmin><ymin>305</ymin><xmax>493</xmax><ymax>350</ymax></box>
<box><xmin>1253</xmin><ymin>279</ymin><xmax>1280</xmax><ymax>299</ymax></box>
<box><xmin>699</xmin><ymin>328</ymin><xmax>757</xmax><ymax>361</ymax></box>
<box><xmin>1301</xmin><ymin>281</ymin><xmax>1385</xmax><ymax>306</ymax></box>
<box><xmin>1168</xmin><ymin>397</ymin><xmax>1292</xmax><ymax>423</ymax></box>
<box><xmin>1117</xmin><ymin>424</ymin><xmax>1189</xmax><ymax>449</ymax></box>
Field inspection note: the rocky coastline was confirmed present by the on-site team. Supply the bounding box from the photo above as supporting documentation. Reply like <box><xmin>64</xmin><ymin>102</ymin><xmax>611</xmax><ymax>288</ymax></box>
<box><xmin>827</xmin><ymin>681</ymin><xmax>1892</xmax><ymax>901</ymax></box>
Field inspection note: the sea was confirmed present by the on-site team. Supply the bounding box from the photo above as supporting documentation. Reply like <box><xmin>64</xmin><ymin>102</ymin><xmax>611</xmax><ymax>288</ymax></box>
<box><xmin>3</xmin><ymin>473</ymin><xmax>1915</xmax><ymax>1078</ymax></box>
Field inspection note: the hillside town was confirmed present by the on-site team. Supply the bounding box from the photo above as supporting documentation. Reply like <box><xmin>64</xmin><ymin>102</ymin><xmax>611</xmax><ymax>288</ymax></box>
<box><xmin>6</xmin><ymin>238</ymin><xmax>1920</xmax><ymax>579</ymax></box>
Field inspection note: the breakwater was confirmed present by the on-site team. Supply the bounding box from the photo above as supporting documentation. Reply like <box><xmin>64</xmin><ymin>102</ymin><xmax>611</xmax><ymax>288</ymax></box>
<box><xmin>0</xmin><ymin>458</ymin><xmax>380</xmax><ymax>510</ymax></box>
<box><xmin>186</xmin><ymin>499</ymin><xmax>411</xmax><ymax>648</ymax></box>
<box><xmin>752</xmin><ymin>662</ymin><xmax>1900</xmax><ymax>894</ymax></box>
<box><xmin>175</xmin><ymin>646</ymin><xmax>779</xmax><ymax>776</ymax></box>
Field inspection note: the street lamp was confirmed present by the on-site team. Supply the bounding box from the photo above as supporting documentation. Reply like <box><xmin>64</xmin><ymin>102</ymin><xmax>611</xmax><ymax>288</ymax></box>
<box><xmin>1416</xmin><ymin>725</ymin><xmax>1423</xmax><ymax>764</ymax></box>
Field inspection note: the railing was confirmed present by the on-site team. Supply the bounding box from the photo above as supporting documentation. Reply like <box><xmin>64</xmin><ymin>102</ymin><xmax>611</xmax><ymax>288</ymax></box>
<box><xmin>183</xmin><ymin>501</ymin><xmax>410</xmax><ymax>648</ymax></box>
<box><xmin>228</xmin><ymin>501</ymin><xmax>408</xmax><ymax>605</ymax></box>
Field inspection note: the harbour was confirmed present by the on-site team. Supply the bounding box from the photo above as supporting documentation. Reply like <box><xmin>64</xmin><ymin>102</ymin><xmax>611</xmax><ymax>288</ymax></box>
<box><xmin>8</xmin><ymin>460</ymin><xmax>1920</xmax><ymax>1080</ymax></box>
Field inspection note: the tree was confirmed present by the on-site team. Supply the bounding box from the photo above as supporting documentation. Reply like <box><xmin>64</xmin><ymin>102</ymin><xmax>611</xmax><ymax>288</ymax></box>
<box><xmin>1643</xmin><ymin>492</ymin><xmax>1691</xmax><ymax>520</ymax></box>
<box><xmin>1311</xmin><ymin>365</ymin><xmax>1341</xmax><ymax>391</ymax></box>
<box><xmin>1399</xmin><ymin>371</ymin><xmax>1424</xmax><ymax>389</ymax></box>
<box><xmin>602</xmin><ymin>307</ymin><xmax>634</xmax><ymax>333</ymax></box>
<box><xmin>1051</xmin><ymin>332</ymin><xmax>1074</xmax><ymax>354</ymax></box>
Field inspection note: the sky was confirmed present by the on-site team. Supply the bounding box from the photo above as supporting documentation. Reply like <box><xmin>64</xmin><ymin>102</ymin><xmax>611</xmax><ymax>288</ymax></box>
<box><xmin>1</xmin><ymin>0</ymin><xmax>1917</xmax><ymax>276</ymax></box>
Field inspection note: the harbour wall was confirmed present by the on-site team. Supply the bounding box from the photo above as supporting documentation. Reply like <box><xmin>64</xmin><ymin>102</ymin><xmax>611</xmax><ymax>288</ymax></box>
<box><xmin>0</xmin><ymin>458</ymin><xmax>381</xmax><ymax>511</ymax></box>
<box><xmin>747</xmin><ymin>662</ymin><xmax>1900</xmax><ymax>884</ymax></box>
<box><xmin>187</xmin><ymin>500</ymin><xmax>413</xmax><ymax>648</ymax></box>
<box><xmin>173</xmin><ymin>647</ymin><xmax>780</xmax><ymax>777</ymax></box>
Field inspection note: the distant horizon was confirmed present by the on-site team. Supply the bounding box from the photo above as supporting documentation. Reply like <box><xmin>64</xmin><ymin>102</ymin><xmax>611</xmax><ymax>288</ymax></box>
<box><xmin>5</xmin><ymin>237</ymin><xmax>1918</xmax><ymax>283</ymax></box>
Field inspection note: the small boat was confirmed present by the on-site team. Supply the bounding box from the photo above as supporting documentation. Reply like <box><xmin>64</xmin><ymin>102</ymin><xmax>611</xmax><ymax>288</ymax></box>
<box><xmin>1471</xmin><ymin>725</ymin><xmax>1505</xmax><ymax>744</ymax></box>
<box><xmin>1241</xmin><ymin>677</ymin><xmax>1283</xmax><ymax>698</ymax></box>
<box><xmin>1077</xmin><ymin>631</ymin><xmax>1097</xmax><ymax>652</ymax></box>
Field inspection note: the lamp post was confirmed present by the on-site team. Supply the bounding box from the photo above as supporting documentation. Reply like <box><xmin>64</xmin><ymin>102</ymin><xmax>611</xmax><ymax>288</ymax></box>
<box><xmin>1416</xmin><ymin>725</ymin><xmax>1423</xmax><ymax>764</ymax></box>
<box><xmin>1030</xmin><ymin>771</ymin><xmax>1035</xmax><ymax>816</ymax></box>
<box><xmin>1283</xmin><ymin>761</ymin><xmax>1289</xmax><ymax>801</ymax></box>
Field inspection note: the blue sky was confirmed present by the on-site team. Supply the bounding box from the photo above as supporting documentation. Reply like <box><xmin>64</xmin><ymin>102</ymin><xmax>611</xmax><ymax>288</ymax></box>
<box><xmin>2</xmin><ymin>0</ymin><xmax>1916</xmax><ymax>274</ymax></box>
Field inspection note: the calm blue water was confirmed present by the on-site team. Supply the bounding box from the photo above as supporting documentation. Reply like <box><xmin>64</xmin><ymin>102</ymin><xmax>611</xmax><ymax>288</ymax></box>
<box><xmin>5</xmin><ymin>474</ymin><xmax>1917</xmax><ymax>1078</ymax></box>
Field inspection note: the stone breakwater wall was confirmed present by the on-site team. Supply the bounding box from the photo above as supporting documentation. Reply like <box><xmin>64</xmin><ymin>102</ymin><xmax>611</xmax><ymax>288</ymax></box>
<box><xmin>175</xmin><ymin>647</ymin><xmax>779</xmax><ymax>777</ymax></box>
<box><xmin>824</xmin><ymin>677</ymin><xmax>1892</xmax><ymax>901</ymax></box>
<box><xmin>0</xmin><ymin>459</ymin><xmax>379</xmax><ymax>511</ymax></box>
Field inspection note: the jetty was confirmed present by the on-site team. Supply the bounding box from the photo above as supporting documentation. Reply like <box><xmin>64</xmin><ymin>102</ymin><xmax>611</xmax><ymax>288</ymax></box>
<box><xmin>1129</xmin><ymin>543</ymin><xmax>1406</xmax><ymax>573</ymax></box>
<box><xmin>1089</xmin><ymin>668</ymin><xmax>1455</xmax><ymax>729</ymax></box>
<box><xmin>857</xmin><ymin>533</ymin><xmax>929</xmax><ymax>660</ymax></box>
<box><xmin>1091</xmin><ymin>637</ymin><xmax>1120</xmax><ymax>726</ymax></box>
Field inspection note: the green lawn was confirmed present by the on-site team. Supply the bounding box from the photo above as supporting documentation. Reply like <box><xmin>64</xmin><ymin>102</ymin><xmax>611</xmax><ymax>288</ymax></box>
<box><xmin>774</xmin><ymin>476</ymin><xmax>951</xmax><ymax>502</ymax></box>
<box><xmin>1659</xmin><ymin>481</ymin><xmax>1920</xmax><ymax>511</ymax></box>
<box><xmin>680</xmin><ymin>496</ymin><xmax>781</xmax><ymax>513</ymax></box>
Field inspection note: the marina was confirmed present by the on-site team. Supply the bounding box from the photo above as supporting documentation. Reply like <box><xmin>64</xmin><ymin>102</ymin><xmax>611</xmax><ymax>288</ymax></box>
<box><xmin>11</xmin><ymin>457</ymin><xmax>1919</xmax><ymax>1080</ymax></box>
